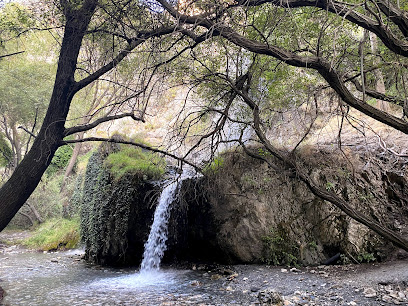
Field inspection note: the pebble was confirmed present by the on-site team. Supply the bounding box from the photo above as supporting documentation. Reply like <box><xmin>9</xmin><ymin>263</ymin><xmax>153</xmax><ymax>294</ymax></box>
<box><xmin>210</xmin><ymin>274</ymin><xmax>222</xmax><ymax>280</ymax></box>
<box><xmin>363</xmin><ymin>287</ymin><xmax>377</xmax><ymax>298</ymax></box>
<box><xmin>190</xmin><ymin>280</ymin><xmax>202</xmax><ymax>286</ymax></box>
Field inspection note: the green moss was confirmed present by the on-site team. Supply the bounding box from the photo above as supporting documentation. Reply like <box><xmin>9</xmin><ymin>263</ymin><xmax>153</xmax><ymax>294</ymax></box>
<box><xmin>23</xmin><ymin>218</ymin><xmax>80</xmax><ymax>251</ymax></box>
<box><xmin>105</xmin><ymin>146</ymin><xmax>166</xmax><ymax>180</ymax></box>
<box><xmin>80</xmin><ymin>148</ymin><xmax>140</xmax><ymax>264</ymax></box>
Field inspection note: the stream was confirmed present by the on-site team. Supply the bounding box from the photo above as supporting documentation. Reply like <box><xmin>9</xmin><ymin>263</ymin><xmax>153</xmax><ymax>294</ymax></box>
<box><xmin>1</xmin><ymin>173</ymin><xmax>408</xmax><ymax>305</ymax></box>
<box><xmin>2</xmin><ymin>245</ymin><xmax>408</xmax><ymax>305</ymax></box>
<box><xmin>0</xmin><ymin>247</ymin><xmax>241</xmax><ymax>305</ymax></box>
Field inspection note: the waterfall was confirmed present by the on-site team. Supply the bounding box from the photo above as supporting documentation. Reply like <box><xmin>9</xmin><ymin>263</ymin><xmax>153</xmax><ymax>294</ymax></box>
<box><xmin>140</xmin><ymin>170</ymin><xmax>191</xmax><ymax>272</ymax></box>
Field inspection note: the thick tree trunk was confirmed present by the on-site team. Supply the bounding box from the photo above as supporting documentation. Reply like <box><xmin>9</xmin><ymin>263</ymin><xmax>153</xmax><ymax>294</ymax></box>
<box><xmin>0</xmin><ymin>2</ymin><xmax>96</xmax><ymax>231</ymax></box>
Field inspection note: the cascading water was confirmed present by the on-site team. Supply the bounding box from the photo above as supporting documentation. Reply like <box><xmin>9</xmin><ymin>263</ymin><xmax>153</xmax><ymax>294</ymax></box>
<box><xmin>140</xmin><ymin>170</ymin><xmax>192</xmax><ymax>272</ymax></box>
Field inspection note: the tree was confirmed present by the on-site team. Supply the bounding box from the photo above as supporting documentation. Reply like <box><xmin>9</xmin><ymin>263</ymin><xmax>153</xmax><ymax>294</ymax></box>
<box><xmin>0</xmin><ymin>55</ymin><xmax>54</xmax><ymax>167</ymax></box>
<box><xmin>154</xmin><ymin>0</ymin><xmax>408</xmax><ymax>251</ymax></box>
<box><xmin>0</xmin><ymin>0</ymin><xmax>177</xmax><ymax>231</ymax></box>
<box><xmin>0</xmin><ymin>0</ymin><xmax>408</xmax><ymax>254</ymax></box>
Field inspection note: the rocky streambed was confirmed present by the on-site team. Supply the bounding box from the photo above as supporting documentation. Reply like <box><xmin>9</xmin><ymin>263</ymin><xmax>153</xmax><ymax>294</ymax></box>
<box><xmin>1</xmin><ymin>238</ymin><xmax>407</xmax><ymax>305</ymax></box>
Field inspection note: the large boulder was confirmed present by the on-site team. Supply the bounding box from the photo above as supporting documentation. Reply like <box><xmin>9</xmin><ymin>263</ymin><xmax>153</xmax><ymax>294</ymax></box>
<box><xmin>166</xmin><ymin>148</ymin><xmax>408</xmax><ymax>265</ymax></box>
<box><xmin>80</xmin><ymin>145</ymin><xmax>159</xmax><ymax>266</ymax></box>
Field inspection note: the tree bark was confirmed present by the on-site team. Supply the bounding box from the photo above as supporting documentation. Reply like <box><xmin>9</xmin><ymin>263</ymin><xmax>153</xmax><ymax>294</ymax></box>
<box><xmin>0</xmin><ymin>1</ymin><xmax>97</xmax><ymax>231</ymax></box>
<box><xmin>369</xmin><ymin>33</ymin><xmax>390</xmax><ymax>112</ymax></box>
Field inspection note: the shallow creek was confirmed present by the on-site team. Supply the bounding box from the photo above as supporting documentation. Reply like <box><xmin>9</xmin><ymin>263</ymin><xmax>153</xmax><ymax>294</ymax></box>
<box><xmin>0</xmin><ymin>247</ymin><xmax>255</xmax><ymax>305</ymax></box>
<box><xmin>1</xmin><ymin>246</ymin><xmax>408</xmax><ymax>305</ymax></box>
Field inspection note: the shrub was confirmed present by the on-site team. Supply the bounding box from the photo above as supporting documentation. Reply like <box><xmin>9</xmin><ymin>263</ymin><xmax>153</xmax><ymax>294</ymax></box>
<box><xmin>0</xmin><ymin>133</ymin><xmax>12</xmax><ymax>167</ymax></box>
<box><xmin>262</xmin><ymin>225</ymin><xmax>300</xmax><ymax>267</ymax></box>
<box><xmin>46</xmin><ymin>145</ymin><xmax>73</xmax><ymax>175</ymax></box>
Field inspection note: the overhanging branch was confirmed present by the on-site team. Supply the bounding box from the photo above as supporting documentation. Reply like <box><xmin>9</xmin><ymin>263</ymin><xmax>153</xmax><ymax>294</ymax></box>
<box><xmin>60</xmin><ymin>136</ymin><xmax>202</xmax><ymax>172</ymax></box>
<box><xmin>64</xmin><ymin>112</ymin><xmax>145</xmax><ymax>137</ymax></box>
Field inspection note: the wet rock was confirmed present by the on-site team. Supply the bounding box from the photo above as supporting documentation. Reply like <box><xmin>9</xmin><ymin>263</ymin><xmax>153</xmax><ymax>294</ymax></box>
<box><xmin>382</xmin><ymin>294</ymin><xmax>393</xmax><ymax>303</ymax></box>
<box><xmin>210</xmin><ymin>274</ymin><xmax>222</xmax><ymax>280</ymax></box>
<box><xmin>219</xmin><ymin>268</ymin><xmax>235</xmax><ymax>275</ymax></box>
<box><xmin>190</xmin><ymin>280</ymin><xmax>202</xmax><ymax>286</ymax></box>
<box><xmin>227</xmin><ymin>273</ymin><xmax>238</xmax><ymax>281</ymax></box>
<box><xmin>363</xmin><ymin>287</ymin><xmax>377</xmax><ymax>298</ymax></box>
<box><xmin>258</xmin><ymin>288</ymin><xmax>283</xmax><ymax>305</ymax></box>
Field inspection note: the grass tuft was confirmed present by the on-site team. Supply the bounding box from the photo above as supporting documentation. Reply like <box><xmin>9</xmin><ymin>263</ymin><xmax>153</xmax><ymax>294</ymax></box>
<box><xmin>23</xmin><ymin>218</ymin><xmax>80</xmax><ymax>251</ymax></box>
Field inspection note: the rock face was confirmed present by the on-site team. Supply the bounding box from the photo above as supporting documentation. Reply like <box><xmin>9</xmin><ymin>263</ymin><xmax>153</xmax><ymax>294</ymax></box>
<box><xmin>79</xmin><ymin>145</ymin><xmax>408</xmax><ymax>266</ymax></box>
<box><xmin>165</xmin><ymin>148</ymin><xmax>408</xmax><ymax>265</ymax></box>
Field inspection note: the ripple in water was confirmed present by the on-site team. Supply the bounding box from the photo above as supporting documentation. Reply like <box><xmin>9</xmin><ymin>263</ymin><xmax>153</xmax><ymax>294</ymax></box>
<box><xmin>89</xmin><ymin>269</ymin><xmax>180</xmax><ymax>290</ymax></box>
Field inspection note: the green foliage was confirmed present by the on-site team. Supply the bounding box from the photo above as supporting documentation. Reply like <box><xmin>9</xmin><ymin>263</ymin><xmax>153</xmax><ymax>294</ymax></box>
<box><xmin>105</xmin><ymin>146</ymin><xmax>166</xmax><ymax>180</ymax></box>
<box><xmin>203</xmin><ymin>157</ymin><xmax>225</xmax><ymax>174</ymax></box>
<box><xmin>357</xmin><ymin>252</ymin><xmax>376</xmax><ymax>263</ymax></box>
<box><xmin>0</xmin><ymin>132</ymin><xmax>12</xmax><ymax>166</ymax></box>
<box><xmin>23</xmin><ymin>218</ymin><xmax>80</xmax><ymax>251</ymax></box>
<box><xmin>0</xmin><ymin>57</ymin><xmax>53</xmax><ymax>124</ymax></box>
<box><xmin>325</xmin><ymin>181</ymin><xmax>335</xmax><ymax>191</ymax></box>
<box><xmin>46</xmin><ymin>145</ymin><xmax>73</xmax><ymax>175</ymax></box>
<box><xmin>257</xmin><ymin>148</ymin><xmax>272</xmax><ymax>157</ymax></box>
<box><xmin>262</xmin><ymin>226</ymin><xmax>300</xmax><ymax>267</ymax></box>
<box><xmin>0</xmin><ymin>3</ymin><xmax>34</xmax><ymax>40</ymax></box>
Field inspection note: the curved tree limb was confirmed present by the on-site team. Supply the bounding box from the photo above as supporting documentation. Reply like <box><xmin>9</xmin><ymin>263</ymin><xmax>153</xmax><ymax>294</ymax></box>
<box><xmin>176</xmin><ymin>16</ymin><xmax>408</xmax><ymax>134</ymax></box>
<box><xmin>64</xmin><ymin>112</ymin><xmax>145</xmax><ymax>137</ymax></box>
<box><xmin>228</xmin><ymin>71</ymin><xmax>408</xmax><ymax>252</ymax></box>
<box><xmin>61</xmin><ymin>136</ymin><xmax>202</xmax><ymax>172</ymax></box>
<box><xmin>232</xmin><ymin>0</ymin><xmax>408</xmax><ymax>57</ymax></box>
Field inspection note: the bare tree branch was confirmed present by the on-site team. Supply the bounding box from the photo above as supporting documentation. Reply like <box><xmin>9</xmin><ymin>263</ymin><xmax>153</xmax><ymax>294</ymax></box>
<box><xmin>60</xmin><ymin>136</ymin><xmax>202</xmax><ymax>172</ymax></box>
<box><xmin>17</xmin><ymin>126</ymin><xmax>37</xmax><ymax>138</ymax></box>
<box><xmin>74</xmin><ymin>26</ymin><xmax>178</xmax><ymax>92</ymax></box>
<box><xmin>0</xmin><ymin>51</ymin><xmax>25</xmax><ymax>59</ymax></box>
<box><xmin>64</xmin><ymin>112</ymin><xmax>145</xmax><ymax>137</ymax></box>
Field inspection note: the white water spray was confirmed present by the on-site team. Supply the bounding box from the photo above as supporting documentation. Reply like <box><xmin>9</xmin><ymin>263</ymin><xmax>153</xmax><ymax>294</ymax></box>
<box><xmin>140</xmin><ymin>170</ymin><xmax>192</xmax><ymax>272</ymax></box>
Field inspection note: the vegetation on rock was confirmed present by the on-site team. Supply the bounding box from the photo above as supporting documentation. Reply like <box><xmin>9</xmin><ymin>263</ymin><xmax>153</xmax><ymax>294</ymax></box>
<box><xmin>105</xmin><ymin>146</ymin><xmax>166</xmax><ymax>180</ymax></box>
<box><xmin>79</xmin><ymin>144</ymin><xmax>159</xmax><ymax>266</ymax></box>
<box><xmin>23</xmin><ymin>218</ymin><xmax>80</xmax><ymax>251</ymax></box>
